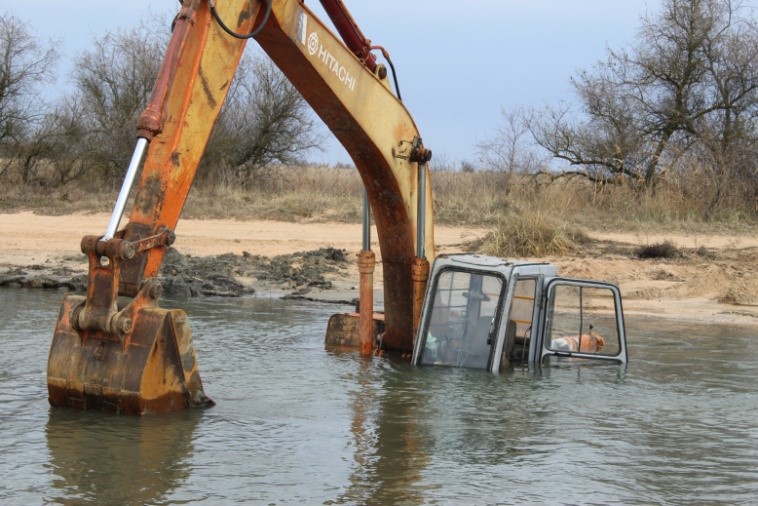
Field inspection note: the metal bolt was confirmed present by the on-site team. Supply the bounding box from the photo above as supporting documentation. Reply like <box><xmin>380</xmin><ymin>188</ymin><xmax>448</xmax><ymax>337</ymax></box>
<box><xmin>119</xmin><ymin>318</ymin><xmax>132</xmax><ymax>335</ymax></box>
<box><xmin>149</xmin><ymin>282</ymin><xmax>163</xmax><ymax>300</ymax></box>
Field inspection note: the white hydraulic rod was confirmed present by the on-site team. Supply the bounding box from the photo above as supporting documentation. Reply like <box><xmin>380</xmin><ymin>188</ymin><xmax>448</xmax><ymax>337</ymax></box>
<box><xmin>102</xmin><ymin>138</ymin><xmax>149</xmax><ymax>241</ymax></box>
<box><xmin>362</xmin><ymin>187</ymin><xmax>371</xmax><ymax>250</ymax></box>
<box><xmin>416</xmin><ymin>163</ymin><xmax>427</xmax><ymax>258</ymax></box>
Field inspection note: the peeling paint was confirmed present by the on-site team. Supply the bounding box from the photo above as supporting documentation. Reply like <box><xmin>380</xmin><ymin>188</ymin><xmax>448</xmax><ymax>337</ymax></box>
<box><xmin>237</xmin><ymin>1</ymin><xmax>254</xmax><ymax>25</ymax></box>
<box><xmin>134</xmin><ymin>173</ymin><xmax>164</xmax><ymax>216</ymax></box>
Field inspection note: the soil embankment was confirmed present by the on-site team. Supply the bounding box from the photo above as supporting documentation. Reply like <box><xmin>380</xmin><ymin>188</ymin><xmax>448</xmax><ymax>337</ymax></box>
<box><xmin>1</xmin><ymin>212</ymin><xmax>756</xmax><ymax>325</ymax></box>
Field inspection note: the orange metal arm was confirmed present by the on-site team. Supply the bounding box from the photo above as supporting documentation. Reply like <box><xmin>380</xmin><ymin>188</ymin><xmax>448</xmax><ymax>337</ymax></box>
<box><xmin>117</xmin><ymin>0</ymin><xmax>434</xmax><ymax>351</ymax></box>
<box><xmin>47</xmin><ymin>0</ymin><xmax>436</xmax><ymax>415</ymax></box>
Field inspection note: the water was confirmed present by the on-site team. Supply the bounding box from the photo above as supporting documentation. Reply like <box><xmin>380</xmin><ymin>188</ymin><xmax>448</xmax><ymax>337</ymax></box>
<box><xmin>1</xmin><ymin>288</ymin><xmax>757</xmax><ymax>505</ymax></box>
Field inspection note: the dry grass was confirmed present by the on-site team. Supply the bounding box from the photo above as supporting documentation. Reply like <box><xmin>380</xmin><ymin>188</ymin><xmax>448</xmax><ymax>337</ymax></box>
<box><xmin>474</xmin><ymin>210</ymin><xmax>589</xmax><ymax>258</ymax></box>
<box><xmin>1</xmin><ymin>164</ymin><xmax>755</xmax><ymax>240</ymax></box>
<box><xmin>183</xmin><ymin>165</ymin><xmax>363</xmax><ymax>222</ymax></box>
<box><xmin>0</xmin><ymin>184</ymin><xmax>115</xmax><ymax>215</ymax></box>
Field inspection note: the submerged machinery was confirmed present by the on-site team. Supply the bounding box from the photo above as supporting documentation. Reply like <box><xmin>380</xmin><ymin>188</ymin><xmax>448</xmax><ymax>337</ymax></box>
<box><xmin>47</xmin><ymin>0</ymin><xmax>627</xmax><ymax>415</ymax></box>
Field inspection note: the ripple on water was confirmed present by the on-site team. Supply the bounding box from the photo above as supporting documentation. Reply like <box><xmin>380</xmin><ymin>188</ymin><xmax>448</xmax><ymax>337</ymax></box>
<box><xmin>0</xmin><ymin>290</ymin><xmax>756</xmax><ymax>504</ymax></box>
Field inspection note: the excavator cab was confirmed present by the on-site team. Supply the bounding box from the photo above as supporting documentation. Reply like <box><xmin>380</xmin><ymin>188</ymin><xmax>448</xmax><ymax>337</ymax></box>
<box><xmin>411</xmin><ymin>255</ymin><xmax>628</xmax><ymax>371</ymax></box>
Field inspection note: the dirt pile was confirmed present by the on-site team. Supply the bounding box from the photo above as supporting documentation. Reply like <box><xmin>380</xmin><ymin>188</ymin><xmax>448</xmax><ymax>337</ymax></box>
<box><xmin>0</xmin><ymin>265</ymin><xmax>87</xmax><ymax>291</ymax></box>
<box><xmin>159</xmin><ymin>246</ymin><xmax>349</xmax><ymax>298</ymax></box>
<box><xmin>0</xmin><ymin>247</ymin><xmax>351</xmax><ymax>300</ymax></box>
<box><xmin>553</xmin><ymin>239</ymin><xmax>758</xmax><ymax>322</ymax></box>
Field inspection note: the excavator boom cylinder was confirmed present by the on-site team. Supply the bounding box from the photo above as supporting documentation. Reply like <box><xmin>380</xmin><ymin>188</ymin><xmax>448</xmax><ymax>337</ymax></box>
<box><xmin>103</xmin><ymin>138</ymin><xmax>149</xmax><ymax>241</ymax></box>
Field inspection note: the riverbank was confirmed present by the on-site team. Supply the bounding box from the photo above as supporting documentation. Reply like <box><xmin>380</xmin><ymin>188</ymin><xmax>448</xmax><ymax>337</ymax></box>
<box><xmin>1</xmin><ymin>211</ymin><xmax>756</xmax><ymax>325</ymax></box>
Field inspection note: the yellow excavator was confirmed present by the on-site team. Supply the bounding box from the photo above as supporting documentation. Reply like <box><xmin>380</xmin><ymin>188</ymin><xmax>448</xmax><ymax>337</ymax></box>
<box><xmin>47</xmin><ymin>0</ymin><xmax>435</xmax><ymax>414</ymax></box>
<box><xmin>47</xmin><ymin>0</ymin><xmax>629</xmax><ymax>414</ymax></box>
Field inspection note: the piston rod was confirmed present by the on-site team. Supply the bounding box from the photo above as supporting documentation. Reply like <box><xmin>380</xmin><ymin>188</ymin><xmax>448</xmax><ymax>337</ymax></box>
<box><xmin>416</xmin><ymin>163</ymin><xmax>426</xmax><ymax>258</ymax></box>
<box><xmin>102</xmin><ymin>138</ymin><xmax>149</xmax><ymax>241</ymax></box>
<box><xmin>362</xmin><ymin>187</ymin><xmax>370</xmax><ymax>249</ymax></box>
<box><xmin>359</xmin><ymin>187</ymin><xmax>374</xmax><ymax>355</ymax></box>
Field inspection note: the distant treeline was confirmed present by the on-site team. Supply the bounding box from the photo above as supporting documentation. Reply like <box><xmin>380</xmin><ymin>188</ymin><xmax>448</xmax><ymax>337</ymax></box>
<box><xmin>1</xmin><ymin>0</ymin><xmax>756</xmax><ymax>220</ymax></box>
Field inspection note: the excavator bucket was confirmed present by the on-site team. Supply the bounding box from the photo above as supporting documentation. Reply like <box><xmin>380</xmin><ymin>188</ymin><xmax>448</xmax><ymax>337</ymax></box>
<box><xmin>48</xmin><ymin>294</ymin><xmax>213</xmax><ymax>415</ymax></box>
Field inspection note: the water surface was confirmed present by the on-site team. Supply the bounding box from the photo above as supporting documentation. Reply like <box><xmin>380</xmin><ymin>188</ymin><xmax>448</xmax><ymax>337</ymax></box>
<box><xmin>0</xmin><ymin>289</ymin><xmax>756</xmax><ymax>504</ymax></box>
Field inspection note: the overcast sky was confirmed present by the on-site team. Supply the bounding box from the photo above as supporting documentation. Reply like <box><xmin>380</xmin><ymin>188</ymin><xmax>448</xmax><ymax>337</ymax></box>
<box><xmin>1</xmin><ymin>0</ymin><xmax>730</xmax><ymax>167</ymax></box>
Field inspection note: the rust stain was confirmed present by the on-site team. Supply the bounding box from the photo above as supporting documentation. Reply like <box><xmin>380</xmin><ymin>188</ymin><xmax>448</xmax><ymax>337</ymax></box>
<box><xmin>237</xmin><ymin>1</ymin><xmax>254</xmax><ymax>25</ymax></box>
<box><xmin>48</xmin><ymin>300</ymin><xmax>213</xmax><ymax>415</ymax></box>
<box><xmin>134</xmin><ymin>173</ymin><xmax>164</xmax><ymax>216</ymax></box>
<box><xmin>171</xmin><ymin>151</ymin><xmax>181</xmax><ymax>167</ymax></box>
<box><xmin>198</xmin><ymin>67</ymin><xmax>218</xmax><ymax>109</ymax></box>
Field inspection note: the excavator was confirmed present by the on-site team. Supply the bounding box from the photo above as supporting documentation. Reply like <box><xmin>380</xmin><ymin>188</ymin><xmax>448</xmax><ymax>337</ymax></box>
<box><xmin>47</xmin><ymin>0</ymin><xmax>627</xmax><ymax>415</ymax></box>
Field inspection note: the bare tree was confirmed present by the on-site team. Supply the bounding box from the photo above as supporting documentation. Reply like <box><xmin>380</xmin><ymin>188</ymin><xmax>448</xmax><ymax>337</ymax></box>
<box><xmin>203</xmin><ymin>53</ymin><xmax>323</xmax><ymax>187</ymax></box>
<box><xmin>0</xmin><ymin>13</ymin><xmax>57</xmax><ymax>177</ymax></box>
<box><xmin>20</xmin><ymin>97</ymin><xmax>90</xmax><ymax>185</ymax></box>
<box><xmin>477</xmin><ymin>106</ymin><xmax>545</xmax><ymax>175</ymax></box>
<box><xmin>694</xmin><ymin>8</ymin><xmax>758</xmax><ymax>212</ymax></box>
<box><xmin>476</xmin><ymin>106</ymin><xmax>548</xmax><ymax>196</ymax></box>
<box><xmin>53</xmin><ymin>17</ymin><xmax>320</xmax><ymax>188</ymax></box>
<box><xmin>67</xmin><ymin>20</ymin><xmax>167</xmax><ymax>183</ymax></box>
<box><xmin>526</xmin><ymin>0</ymin><xmax>758</xmax><ymax>196</ymax></box>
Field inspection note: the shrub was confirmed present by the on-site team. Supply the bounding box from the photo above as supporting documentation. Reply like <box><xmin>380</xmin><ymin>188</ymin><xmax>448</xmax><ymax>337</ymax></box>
<box><xmin>475</xmin><ymin>211</ymin><xmax>589</xmax><ymax>258</ymax></box>
<box><xmin>636</xmin><ymin>241</ymin><xmax>682</xmax><ymax>259</ymax></box>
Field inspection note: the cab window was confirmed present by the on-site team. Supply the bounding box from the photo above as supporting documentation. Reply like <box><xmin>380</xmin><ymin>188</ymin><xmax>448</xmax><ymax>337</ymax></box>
<box><xmin>504</xmin><ymin>278</ymin><xmax>537</xmax><ymax>366</ymax></box>
<box><xmin>419</xmin><ymin>269</ymin><xmax>504</xmax><ymax>369</ymax></box>
<box><xmin>544</xmin><ymin>282</ymin><xmax>625</xmax><ymax>362</ymax></box>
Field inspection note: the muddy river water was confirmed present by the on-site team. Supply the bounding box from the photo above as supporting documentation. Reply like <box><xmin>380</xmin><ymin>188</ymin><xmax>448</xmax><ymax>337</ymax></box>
<box><xmin>1</xmin><ymin>288</ymin><xmax>756</xmax><ymax>504</ymax></box>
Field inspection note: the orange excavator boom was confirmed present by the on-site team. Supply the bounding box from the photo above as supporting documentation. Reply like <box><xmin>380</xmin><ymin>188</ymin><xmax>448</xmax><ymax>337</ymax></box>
<box><xmin>47</xmin><ymin>0</ymin><xmax>435</xmax><ymax>414</ymax></box>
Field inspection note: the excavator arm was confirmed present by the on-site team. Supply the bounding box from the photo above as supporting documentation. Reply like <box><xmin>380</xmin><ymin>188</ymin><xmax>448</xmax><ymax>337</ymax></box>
<box><xmin>47</xmin><ymin>0</ymin><xmax>435</xmax><ymax>414</ymax></box>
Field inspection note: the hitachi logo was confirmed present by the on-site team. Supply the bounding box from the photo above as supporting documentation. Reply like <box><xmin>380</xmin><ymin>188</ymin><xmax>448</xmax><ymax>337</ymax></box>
<box><xmin>316</xmin><ymin>43</ymin><xmax>356</xmax><ymax>92</ymax></box>
<box><xmin>305</xmin><ymin>30</ymin><xmax>356</xmax><ymax>92</ymax></box>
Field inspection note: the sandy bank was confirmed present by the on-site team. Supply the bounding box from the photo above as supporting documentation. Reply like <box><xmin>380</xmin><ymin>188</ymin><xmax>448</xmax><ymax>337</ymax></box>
<box><xmin>1</xmin><ymin>212</ymin><xmax>756</xmax><ymax>326</ymax></box>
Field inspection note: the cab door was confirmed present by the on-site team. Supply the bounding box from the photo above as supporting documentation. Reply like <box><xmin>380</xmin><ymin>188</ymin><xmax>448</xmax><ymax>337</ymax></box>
<box><xmin>413</xmin><ymin>268</ymin><xmax>506</xmax><ymax>369</ymax></box>
<box><xmin>538</xmin><ymin>279</ymin><xmax>627</xmax><ymax>364</ymax></box>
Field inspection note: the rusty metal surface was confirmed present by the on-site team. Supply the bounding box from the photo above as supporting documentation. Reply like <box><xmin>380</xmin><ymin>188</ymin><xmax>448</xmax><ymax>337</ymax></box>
<box><xmin>75</xmin><ymin>237</ymin><xmax>129</xmax><ymax>336</ymax></box>
<box><xmin>357</xmin><ymin>249</ymin><xmax>376</xmax><ymax>355</ymax></box>
<box><xmin>126</xmin><ymin>0</ymin><xmax>262</xmax><ymax>283</ymax></box>
<box><xmin>51</xmin><ymin>231</ymin><xmax>210</xmax><ymax>414</ymax></box>
<box><xmin>136</xmin><ymin>0</ymin><xmax>199</xmax><ymax>141</ymax></box>
<box><xmin>324</xmin><ymin>312</ymin><xmax>385</xmax><ymax>350</ymax></box>
<box><xmin>48</xmin><ymin>0</ymin><xmax>437</xmax><ymax>416</ymax></box>
<box><xmin>48</xmin><ymin>295</ymin><xmax>213</xmax><ymax>415</ymax></box>
<box><xmin>257</xmin><ymin>1</ymin><xmax>436</xmax><ymax>351</ymax></box>
<box><xmin>411</xmin><ymin>257</ymin><xmax>430</xmax><ymax>340</ymax></box>
<box><xmin>47</xmin><ymin>0</ymin><xmax>258</xmax><ymax>414</ymax></box>
<box><xmin>318</xmin><ymin>0</ymin><xmax>378</xmax><ymax>72</ymax></box>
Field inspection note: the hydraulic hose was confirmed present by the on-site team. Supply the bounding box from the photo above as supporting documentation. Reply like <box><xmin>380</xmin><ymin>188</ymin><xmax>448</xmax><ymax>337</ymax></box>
<box><xmin>209</xmin><ymin>0</ymin><xmax>272</xmax><ymax>39</ymax></box>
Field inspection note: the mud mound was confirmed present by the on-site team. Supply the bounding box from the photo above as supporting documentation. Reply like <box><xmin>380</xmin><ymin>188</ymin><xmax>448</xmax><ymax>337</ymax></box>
<box><xmin>0</xmin><ymin>247</ymin><xmax>350</xmax><ymax>299</ymax></box>
<box><xmin>159</xmin><ymin>246</ymin><xmax>350</xmax><ymax>298</ymax></box>
<box><xmin>0</xmin><ymin>265</ymin><xmax>87</xmax><ymax>291</ymax></box>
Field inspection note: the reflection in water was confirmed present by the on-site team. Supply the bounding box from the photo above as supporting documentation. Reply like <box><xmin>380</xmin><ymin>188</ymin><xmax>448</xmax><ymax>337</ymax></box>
<box><xmin>45</xmin><ymin>408</ymin><xmax>202</xmax><ymax>505</ymax></box>
<box><xmin>353</xmin><ymin>361</ymin><xmax>430</xmax><ymax>504</ymax></box>
<box><xmin>368</xmin><ymin>365</ymin><xmax>428</xmax><ymax>504</ymax></box>
<box><xmin>326</xmin><ymin>356</ymin><xmax>430</xmax><ymax>505</ymax></box>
